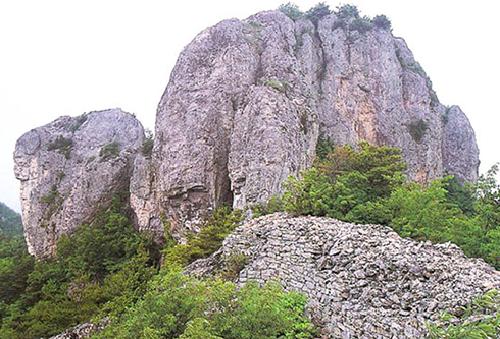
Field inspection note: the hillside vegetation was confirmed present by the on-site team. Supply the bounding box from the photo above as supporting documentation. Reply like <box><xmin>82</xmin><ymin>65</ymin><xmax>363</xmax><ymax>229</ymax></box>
<box><xmin>1</xmin><ymin>140</ymin><xmax>498</xmax><ymax>338</ymax></box>
<box><xmin>0</xmin><ymin>202</ymin><xmax>22</xmax><ymax>237</ymax></box>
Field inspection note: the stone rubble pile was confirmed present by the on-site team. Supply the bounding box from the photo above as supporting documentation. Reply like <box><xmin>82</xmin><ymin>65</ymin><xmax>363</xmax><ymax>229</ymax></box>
<box><xmin>188</xmin><ymin>213</ymin><xmax>500</xmax><ymax>338</ymax></box>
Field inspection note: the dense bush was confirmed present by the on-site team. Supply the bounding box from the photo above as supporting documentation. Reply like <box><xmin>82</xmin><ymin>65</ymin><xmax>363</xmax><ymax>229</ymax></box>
<box><xmin>96</xmin><ymin>268</ymin><xmax>317</xmax><ymax>339</ymax></box>
<box><xmin>279</xmin><ymin>2</ymin><xmax>303</xmax><ymax>20</ymax></box>
<box><xmin>280</xmin><ymin>143</ymin><xmax>500</xmax><ymax>269</ymax></box>
<box><xmin>372</xmin><ymin>14</ymin><xmax>392</xmax><ymax>30</ymax></box>
<box><xmin>0</xmin><ymin>197</ymin><xmax>159</xmax><ymax>338</ymax></box>
<box><xmin>164</xmin><ymin>206</ymin><xmax>243</xmax><ymax>267</ymax></box>
<box><xmin>407</xmin><ymin>119</ymin><xmax>429</xmax><ymax>143</ymax></box>
<box><xmin>0</xmin><ymin>203</ymin><xmax>22</xmax><ymax>236</ymax></box>
<box><xmin>141</xmin><ymin>129</ymin><xmax>154</xmax><ymax>157</ymax></box>
<box><xmin>305</xmin><ymin>2</ymin><xmax>331</xmax><ymax>24</ymax></box>
<box><xmin>47</xmin><ymin>135</ymin><xmax>73</xmax><ymax>159</ymax></box>
<box><xmin>99</xmin><ymin>141</ymin><xmax>120</xmax><ymax>160</ymax></box>
<box><xmin>427</xmin><ymin>289</ymin><xmax>499</xmax><ymax>338</ymax></box>
<box><xmin>349</xmin><ymin>16</ymin><xmax>373</xmax><ymax>33</ymax></box>
<box><xmin>335</xmin><ymin>4</ymin><xmax>359</xmax><ymax>19</ymax></box>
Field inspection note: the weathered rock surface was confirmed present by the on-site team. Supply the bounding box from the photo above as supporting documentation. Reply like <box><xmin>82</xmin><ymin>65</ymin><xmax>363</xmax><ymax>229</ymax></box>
<box><xmin>49</xmin><ymin>319</ymin><xmax>108</xmax><ymax>339</ymax></box>
<box><xmin>188</xmin><ymin>213</ymin><xmax>500</xmax><ymax>338</ymax></box>
<box><xmin>132</xmin><ymin>9</ymin><xmax>479</xmax><ymax>238</ymax></box>
<box><xmin>14</xmin><ymin>109</ymin><xmax>144</xmax><ymax>258</ymax></box>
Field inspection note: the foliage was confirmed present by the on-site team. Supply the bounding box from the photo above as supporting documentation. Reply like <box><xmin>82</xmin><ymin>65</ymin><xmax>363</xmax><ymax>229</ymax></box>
<box><xmin>315</xmin><ymin>136</ymin><xmax>334</xmax><ymax>162</ymax></box>
<box><xmin>279</xmin><ymin>2</ymin><xmax>303</xmax><ymax>20</ymax></box>
<box><xmin>281</xmin><ymin>143</ymin><xmax>500</xmax><ymax>269</ymax></box>
<box><xmin>349</xmin><ymin>16</ymin><xmax>373</xmax><ymax>33</ymax></box>
<box><xmin>40</xmin><ymin>185</ymin><xmax>59</xmax><ymax>205</ymax></box>
<box><xmin>264</xmin><ymin>79</ymin><xmax>287</xmax><ymax>93</ymax></box>
<box><xmin>141</xmin><ymin>129</ymin><xmax>154</xmax><ymax>157</ymax></box>
<box><xmin>216</xmin><ymin>252</ymin><xmax>248</xmax><ymax>281</ymax></box>
<box><xmin>0</xmin><ymin>236</ymin><xmax>34</xmax><ymax>304</ymax></box>
<box><xmin>335</xmin><ymin>4</ymin><xmax>359</xmax><ymax>19</ymax></box>
<box><xmin>407</xmin><ymin>119</ymin><xmax>429</xmax><ymax>143</ymax></box>
<box><xmin>96</xmin><ymin>268</ymin><xmax>317</xmax><ymax>339</ymax></box>
<box><xmin>251</xmin><ymin>195</ymin><xmax>284</xmax><ymax>218</ymax></box>
<box><xmin>305</xmin><ymin>2</ymin><xmax>331</xmax><ymax>24</ymax></box>
<box><xmin>0</xmin><ymin>202</ymin><xmax>22</xmax><ymax>237</ymax></box>
<box><xmin>0</xmin><ymin>197</ymin><xmax>159</xmax><ymax>338</ymax></box>
<box><xmin>164</xmin><ymin>206</ymin><xmax>243</xmax><ymax>267</ymax></box>
<box><xmin>427</xmin><ymin>289</ymin><xmax>499</xmax><ymax>338</ymax></box>
<box><xmin>99</xmin><ymin>142</ymin><xmax>120</xmax><ymax>161</ymax></box>
<box><xmin>69</xmin><ymin>114</ymin><xmax>88</xmax><ymax>132</ymax></box>
<box><xmin>372</xmin><ymin>14</ymin><xmax>392</xmax><ymax>30</ymax></box>
<box><xmin>47</xmin><ymin>135</ymin><xmax>73</xmax><ymax>159</ymax></box>
<box><xmin>283</xmin><ymin>143</ymin><xmax>406</xmax><ymax>219</ymax></box>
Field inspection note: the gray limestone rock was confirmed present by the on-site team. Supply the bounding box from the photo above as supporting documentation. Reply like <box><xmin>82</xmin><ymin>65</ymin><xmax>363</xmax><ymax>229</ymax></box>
<box><xmin>132</xmin><ymin>10</ymin><xmax>479</xmax><ymax>238</ymax></box>
<box><xmin>187</xmin><ymin>213</ymin><xmax>500</xmax><ymax>338</ymax></box>
<box><xmin>14</xmin><ymin>109</ymin><xmax>144</xmax><ymax>258</ymax></box>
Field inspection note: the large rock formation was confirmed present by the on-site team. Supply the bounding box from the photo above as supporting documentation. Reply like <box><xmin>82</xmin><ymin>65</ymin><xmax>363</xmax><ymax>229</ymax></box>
<box><xmin>14</xmin><ymin>7</ymin><xmax>481</xmax><ymax>254</ymax></box>
<box><xmin>131</xmin><ymin>9</ymin><xmax>479</xmax><ymax>238</ymax></box>
<box><xmin>187</xmin><ymin>213</ymin><xmax>500</xmax><ymax>338</ymax></box>
<box><xmin>14</xmin><ymin>109</ymin><xmax>144</xmax><ymax>257</ymax></box>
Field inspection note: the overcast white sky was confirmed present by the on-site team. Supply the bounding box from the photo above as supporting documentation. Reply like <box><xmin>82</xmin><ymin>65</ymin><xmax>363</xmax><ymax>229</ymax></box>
<box><xmin>1</xmin><ymin>0</ymin><xmax>499</xmax><ymax>212</ymax></box>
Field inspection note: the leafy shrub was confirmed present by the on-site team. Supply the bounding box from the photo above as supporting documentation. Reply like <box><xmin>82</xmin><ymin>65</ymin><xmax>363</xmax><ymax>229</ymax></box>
<box><xmin>0</xmin><ymin>196</ymin><xmax>159</xmax><ymax>338</ymax></box>
<box><xmin>217</xmin><ymin>252</ymin><xmax>248</xmax><ymax>281</ymax></box>
<box><xmin>96</xmin><ymin>269</ymin><xmax>317</xmax><ymax>339</ymax></box>
<box><xmin>335</xmin><ymin>4</ymin><xmax>359</xmax><ymax>19</ymax></box>
<box><xmin>349</xmin><ymin>16</ymin><xmax>373</xmax><ymax>34</ymax></box>
<box><xmin>332</xmin><ymin>18</ymin><xmax>347</xmax><ymax>30</ymax></box>
<box><xmin>372</xmin><ymin>14</ymin><xmax>392</xmax><ymax>30</ymax></box>
<box><xmin>305</xmin><ymin>2</ymin><xmax>331</xmax><ymax>24</ymax></box>
<box><xmin>280</xmin><ymin>142</ymin><xmax>500</xmax><ymax>269</ymax></box>
<box><xmin>279</xmin><ymin>2</ymin><xmax>303</xmax><ymax>20</ymax></box>
<box><xmin>47</xmin><ymin>136</ymin><xmax>73</xmax><ymax>159</ymax></box>
<box><xmin>427</xmin><ymin>289</ymin><xmax>499</xmax><ymax>338</ymax></box>
<box><xmin>264</xmin><ymin>79</ymin><xmax>286</xmax><ymax>93</ymax></box>
<box><xmin>69</xmin><ymin>114</ymin><xmax>88</xmax><ymax>132</ymax></box>
<box><xmin>315</xmin><ymin>136</ymin><xmax>334</xmax><ymax>161</ymax></box>
<box><xmin>40</xmin><ymin>185</ymin><xmax>59</xmax><ymax>205</ymax></box>
<box><xmin>0</xmin><ymin>202</ymin><xmax>22</xmax><ymax>237</ymax></box>
<box><xmin>283</xmin><ymin>143</ymin><xmax>406</xmax><ymax>219</ymax></box>
<box><xmin>407</xmin><ymin>119</ymin><xmax>429</xmax><ymax>143</ymax></box>
<box><xmin>99</xmin><ymin>142</ymin><xmax>120</xmax><ymax>161</ymax></box>
<box><xmin>251</xmin><ymin>195</ymin><xmax>284</xmax><ymax>218</ymax></box>
<box><xmin>164</xmin><ymin>206</ymin><xmax>243</xmax><ymax>267</ymax></box>
<box><xmin>141</xmin><ymin>129</ymin><xmax>154</xmax><ymax>157</ymax></box>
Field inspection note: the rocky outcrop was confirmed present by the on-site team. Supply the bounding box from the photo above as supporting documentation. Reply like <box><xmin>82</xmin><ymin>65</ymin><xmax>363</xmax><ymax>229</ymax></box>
<box><xmin>14</xmin><ymin>109</ymin><xmax>144</xmax><ymax>258</ymax></box>
<box><xmin>188</xmin><ymin>213</ymin><xmax>500</xmax><ymax>338</ymax></box>
<box><xmin>131</xmin><ymin>9</ymin><xmax>479</xmax><ymax>239</ymax></box>
<box><xmin>14</xmin><ymin>7</ymin><xmax>481</xmax><ymax>252</ymax></box>
<box><xmin>50</xmin><ymin>319</ymin><xmax>108</xmax><ymax>339</ymax></box>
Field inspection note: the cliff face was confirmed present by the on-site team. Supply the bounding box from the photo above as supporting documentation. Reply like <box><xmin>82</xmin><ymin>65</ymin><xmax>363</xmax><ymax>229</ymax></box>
<box><xmin>14</xmin><ymin>109</ymin><xmax>144</xmax><ymax>258</ymax></box>
<box><xmin>14</xmin><ymin>9</ymin><xmax>480</xmax><ymax>257</ymax></box>
<box><xmin>131</xmin><ymin>10</ymin><xmax>479</xmax><ymax>238</ymax></box>
<box><xmin>187</xmin><ymin>213</ymin><xmax>500</xmax><ymax>337</ymax></box>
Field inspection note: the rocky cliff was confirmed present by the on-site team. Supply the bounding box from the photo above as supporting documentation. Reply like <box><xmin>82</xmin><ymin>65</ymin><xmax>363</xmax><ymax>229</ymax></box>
<box><xmin>14</xmin><ymin>8</ymin><xmax>480</xmax><ymax>256</ymax></box>
<box><xmin>187</xmin><ymin>213</ymin><xmax>500</xmax><ymax>338</ymax></box>
<box><xmin>14</xmin><ymin>109</ymin><xmax>144</xmax><ymax>257</ymax></box>
<box><xmin>131</xmin><ymin>9</ymin><xmax>479</xmax><ymax>239</ymax></box>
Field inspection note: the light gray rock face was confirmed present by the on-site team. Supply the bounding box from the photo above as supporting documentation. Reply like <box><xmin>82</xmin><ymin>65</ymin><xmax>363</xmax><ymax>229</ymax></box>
<box><xmin>442</xmin><ymin>105</ymin><xmax>480</xmax><ymax>182</ymax></box>
<box><xmin>14</xmin><ymin>109</ymin><xmax>144</xmax><ymax>258</ymax></box>
<box><xmin>132</xmin><ymin>10</ymin><xmax>479</xmax><ymax>238</ymax></box>
<box><xmin>137</xmin><ymin>11</ymin><xmax>319</xmax><ymax>239</ymax></box>
<box><xmin>187</xmin><ymin>213</ymin><xmax>500</xmax><ymax>338</ymax></box>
